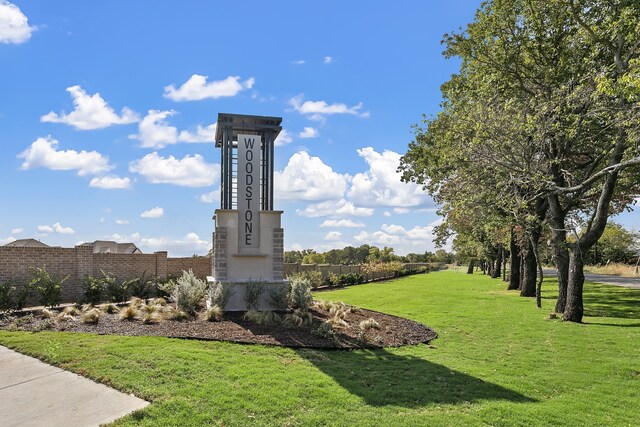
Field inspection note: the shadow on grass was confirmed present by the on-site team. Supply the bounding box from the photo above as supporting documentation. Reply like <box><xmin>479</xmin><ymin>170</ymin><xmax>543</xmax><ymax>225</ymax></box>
<box><xmin>297</xmin><ymin>347</ymin><xmax>535</xmax><ymax>407</ymax></box>
<box><xmin>583</xmin><ymin>282</ymin><xmax>640</xmax><ymax>319</ymax></box>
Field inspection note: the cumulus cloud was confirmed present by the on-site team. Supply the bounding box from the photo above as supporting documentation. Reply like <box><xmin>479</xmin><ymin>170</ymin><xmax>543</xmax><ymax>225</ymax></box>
<box><xmin>348</xmin><ymin>147</ymin><xmax>434</xmax><ymax>208</ymax></box>
<box><xmin>319</xmin><ymin>219</ymin><xmax>365</xmax><ymax>228</ymax></box>
<box><xmin>354</xmin><ymin>222</ymin><xmax>444</xmax><ymax>255</ymax></box>
<box><xmin>199</xmin><ymin>187</ymin><xmax>220</xmax><ymax>204</ymax></box>
<box><xmin>129</xmin><ymin>110</ymin><xmax>217</xmax><ymax>148</ymax></box>
<box><xmin>275</xmin><ymin>129</ymin><xmax>293</xmax><ymax>147</ymax></box>
<box><xmin>296</xmin><ymin>199</ymin><xmax>373</xmax><ymax>218</ymax></box>
<box><xmin>0</xmin><ymin>1</ymin><xmax>35</xmax><ymax>44</ymax></box>
<box><xmin>324</xmin><ymin>231</ymin><xmax>343</xmax><ymax>241</ymax></box>
<box><xmin>109</xmin><ymin>231</ymin><xmax>210</xmax><ymax>257</ymax></box>
<box><xmin>41</xmin><ymin>85</ymin><xmax>138</xmax><ymax>130</ymax></box>
<box><xmin>0</xmin><ymin>236</ymin><xmax>16</xmax><ymax>244</ymax></box>
<box><xmin>299</xmin><ymin>127</ymin><xmax>319</xmax><ymax>138</ymax></box>
<box><xmin>324</xmin><ymin>56</ymin><xmax>333</xmax><ymax>64</ymax></box>
<box><xmin>89</xmin><ymin>175</ymin><xmax>131</xmax><ymax>190</ymax></box>
<box><xmin>11</xmin><ymin>228</ymin><xmax>23</xmax><ymax>234</ymax></box>
<box><xmin>164</xmin><ymin>74</ymin><xmax>254</xmax><ymax>101</ymax></box>
<box><xmin>18</xmin><ymin>136</ymin><xmax>113</xmax><ymax>176</ymax></box>
<box><xmin>289</xmin><ymin>94</ymin><xmax>369</xmax><ymax>121</ymax></box>
<box><xmin>129</xmin><ymin>152</ymin><xmax>219</xmax><ymax>187</ymax></box>
<box><xmin>115</xmin><ymin>219</ymin><xmax>129</xmax><ymax>225</ymax></box>
<box><xmin>37</xmin><ymin>222</ymin><xmax>74</xmax><ymax>235</ymax></box>
<box><xmin>275</xmin><ymin>152</ymin><xmax>349</xmax><ymax>201</ymax></box>
<box><xmin>140</xmin><ymin>207</ymin><xmax>163</xmax><ymax>219</ymax></box>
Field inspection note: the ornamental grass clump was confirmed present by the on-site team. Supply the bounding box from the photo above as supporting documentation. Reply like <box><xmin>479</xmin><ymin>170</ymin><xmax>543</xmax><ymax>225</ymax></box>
<box><xmin>119</xmin><ymin>305</ymin><xmax>138</xmax><ymax>321</ymax></box>
<box><xmin>168</xmin><ymin>270</ymin><xmax>207</xmax><ymax>314</ymax></box>
<box><xmin>40</xmin><ymin>308</ymin><xmax>55</xmax><ymax>319</ymax></box>
<box><xmin>284</xmin><ymin>309</ymin><xmax>313</xmax><ymax>327</ymax></box>
<box><xmin>99</xmin><ymin>303</ymin><xmax>119</xmax><ymax>314</ymax></box>
<box><xmin>202</xmin><ymin>305</ymin><xmax>224</xmax><ymax>322</ymax></box>
<box><xmin>163</xmin><ymin>307</ymin><xmax>190</xmax><ymax>321</ymax></box>
<box><xmin>142</xmin><ymin>311</ymin><xmax>163</xmax><ymax>324</ymax></box>
<box><xmin>81</xmin><ymin>308</ymin><xmax>101</xmax><ymax>324</ymax></box>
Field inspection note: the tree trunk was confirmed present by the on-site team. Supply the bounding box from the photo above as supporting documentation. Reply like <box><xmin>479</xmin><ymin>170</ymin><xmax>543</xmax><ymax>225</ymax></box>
<box><xmin>508</xmin><ymin>229</ymin><xmax>521</xmax><ymax>290</ymax></box>
<box><xmin>502</xmin><ymin>248</ymin><xmax>508</xmax><ymax>282</ymax></box>
<box><xmin>518</xmin><ymin>252</ymin><xmax>525</xmax><ymax>290</ymax></box>
<box><xmin>467</xmin><ymin>259</ymin><xmax>475</xmax><ymax>274</ymax></box>
<box><xmin>563</xmin><ymin>250</ymin><xmax>584</xmax><ymax>322</ymax></box>
<box><xmin>520</xmin><ymin>239</ymin><xmax>537</xmax><ymax>297</ymax></box>
<box><xmin>548</xmin><ymin>195</ymin><xmax>569</xmax><ymax>313</ymax></box>
<box><xmin>492</xmin><ymin>245</ymin><xmax>502</xmax><ymax>278</ymax></box>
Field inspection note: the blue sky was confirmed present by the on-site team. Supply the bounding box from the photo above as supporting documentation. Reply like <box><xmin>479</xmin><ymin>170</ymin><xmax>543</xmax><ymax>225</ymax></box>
<box><xmin>1</xmin><ymin>1</ymin><xmax>637</xmax><ymax>256</ymax></box>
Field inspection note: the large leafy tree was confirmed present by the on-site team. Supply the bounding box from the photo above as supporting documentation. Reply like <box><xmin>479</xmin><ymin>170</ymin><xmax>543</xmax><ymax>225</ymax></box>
<box><xmin>401</xmin><ymin>0</ymin><xmax>640</xmax><ymax>322</ymax></box>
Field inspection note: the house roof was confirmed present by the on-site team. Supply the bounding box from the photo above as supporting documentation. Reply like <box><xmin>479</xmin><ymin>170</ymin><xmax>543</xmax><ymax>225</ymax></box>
<box><xmin>92</xmin><ymin>240</ymin><xmax>142</xmax><ymax>254</ymax></box>
<box><xmin>3</xmin><ymin>238</ymin><xmax>49</xmax><ymax>248</ymax></box>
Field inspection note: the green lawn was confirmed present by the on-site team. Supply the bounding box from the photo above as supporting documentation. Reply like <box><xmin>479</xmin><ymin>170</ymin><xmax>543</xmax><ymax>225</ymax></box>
<box><xmin>1</xmin><ymin>271</ymin><xmax>638</xmax><ymax>426</ymax></box>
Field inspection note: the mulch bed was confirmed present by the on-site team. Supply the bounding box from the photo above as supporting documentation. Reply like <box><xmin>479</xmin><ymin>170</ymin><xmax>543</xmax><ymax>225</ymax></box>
<box><xmin>0</xmin><ymin>304</ymin><xmax>437</xmax><ymax>349</ymax></box>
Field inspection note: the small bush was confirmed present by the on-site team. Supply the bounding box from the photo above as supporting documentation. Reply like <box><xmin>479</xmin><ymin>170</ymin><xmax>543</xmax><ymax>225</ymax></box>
<box><xmin>255</xmin><ymin>310</ymin><xmax>281</xmax><ymax>326</ymax></box>
<box><xmin>31</xmin><ymin>267</ymin><xmax>66</xmax><ymax>308</ymax></box>
<box><xmin>124</xmin><ymin>272</ymin><xmax>153</xmax><ymax>299</ymax></box>
<box><xmin>13</xmin><ymin>282</ymin><xmax>32</xmax><ymax>311</ymax></box>
<box><xmin>105</xmin><ymin>276</ymin><xmax>128</xmax><ymax>303</ymax></box>
<box><xmin>169</xmin><ymin>270</ymin><xmax>207</xmax><ymax>314</ymax></box>
<box><xmin>81</xmin><ymin>308</ymin><xmax>101</xmax><ymax>324</ymax></box>
<box><xmin>288</xmin><ymin>277</ymin><xmax>313</xmax><ymax>312</ymax></box>
<box><xmin>244</xmin><ymin>283</ymin><xmax>264</xmax><ymax>310</ymax></box>
<box><xmin>118</xmin><ymin>305</ymin><xmax>138</xmax><ymax>321</ymax></box>
<box><xmin>81</xmin><ymin>275</ymin><xmax>106</xmax><ymax>305</ymax></box>
<box><xmin>243</xmin><ymin>309</ymin><xmax>260</xmax><ymax>322</ymax></box>
<box><xmin>209</xmin><ymin>282</ymin><xmax>233</xmax><ymax>309</ymax></box>
<box><xmin>150</xmin><ymin>297</ymin><xmax>167</xmax><ymax>306</ymax></box>
<box><xmin>0</xmin><ymin>280</ymin><xmax>16</xmax><ymax>312</ymax></box>
<box><xmin>202</xmin><ymin>305</ymin><xmax>224</xmax><ymax>322</ymax></box>
<box><xmin>287</xmin><ymin>271</ymin><xmax>323</xmax><ymax>289</ymax></box>
<box><xmin>268</xmin><ymin>284</ymin><xmax>289</xmax><ymax>311</ymax></box>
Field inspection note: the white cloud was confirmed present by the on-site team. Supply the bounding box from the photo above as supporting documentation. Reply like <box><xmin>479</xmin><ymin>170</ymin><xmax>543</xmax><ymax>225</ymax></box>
<box><xmin>115</xmin><ymin>219</ymin><xmax>129</xmax><ymax>225</ymax></box>
<box><xmin>129</xmin><ymin>110</ymin><xmax>217</xmax><ymax>148</ymax></box>
<box><xmin>324</xmin><ymin>56</ymin><xmax>333</xmax><ymax>64</ymax></box>
<box><xmin>37</xmin><ymin>222</ymin><xmax>74</xmax><ymax>235</ymax></box>
<box><xmin>297</xmin><ymin>199</ymin><xmax>373</xmax><ymax>218</ymax></box>
<box><xmin>129</xmin><ymin>152</ymin><xmax>219</xmax><ymax>187</ymax></box>
<box><xmin>289</xmin><ymin>94</ymin><xmax>369</xmax><ymax>120</ymax></box>
<box><xmin>348</xmin><ymin>147</ymin><xmax>434</xmax><ymax>208</ymax></box>
<box><xmin>383</xmin><ymin>211</ymin><xmax>391</xmax><ymax>217</ymax></box>
<box><xmin>353</xmin><ymin>223</ymin><xmax>444</xmax><ymax>255</ymax></box>
<box><xmin>292</xmin><ymin>60</ymin><xmax>306</xmax><ymax>65</ymax></box>
<box><xmin>140</xmin><ymin>207</ymin><xmax>163</xmax><ymax>219</ymax></box>
<box><xmin>89</xmin><ymin>175</ymin><xmax>131</xmax><ymax>190</ymax></box>
<box><xmin>129</xmin><ymin>110</ymin><xmax>178</xmax><ymax>148</ymax></box>
<box><xmin>394</xmin><ymin>208</ymin><xmax>411</xmax><ymax>214</ymax></box>
<box><xmin>18</xmin><ymin>136</ymin><xmax>113</xmax><ymax>176</ymax></box>
<box><xmin>164</xmin><ymin>74</ymin><xmax>254</xmax><ymax>101</ymax></box>
<box><xmin>324</xmin><ymin>231</ymin><xmax>343</xmax><ymax>241</ymax></box>
<box><xmin>299</xmin><ymin>127</ymin><xmax>319</xmax><ymax>138</ymax></box>
<box><xmin>354</xmin><ymin>230</ymin><xmax>400</xmax><ymax>246</ymax></box>
<box><xmin>110</xmin><ymin>231</ymin><xmax>210</xmax><ymax>257</ymax></box>
<box><xmin>178</xmin><ymin>122</ymin><xmax>217</xmax><ymax>143</ymax></box>
<box><xmin>99</xmin><ymin>218</ymin><xmax>105</xmax><ymax>224</ymax></box>
<box><xmin>275</xmin><ymin>152</ymin><xmax>349</xmax><ymax>201</ymax></box>
<box><xmin>11</xmin><ymin>228</ymin><xmax>23</xmax><ymax>234</ymax></box>
<box><xmin>1</xmin><ymin>236</ymin><xmax>16</xmax><ymax>245</ymax></box>
<box><xmin>319</xmin><ymin>219</ymin><xmax>365</xmax><ymax>228</ymax></box>
<box><xmin>275</xmin><ymin>129</ymin><xmax>293</xmax><ymax>146</ymax></box>
<box><xmin>0</xmin><ymin>1</ymin><xmax>35</xmax><ymax>44</ymax></box>
<box><xmin>41</xmin><ymin>85</ymin><xmax>138</xmax><ymax>130</ymax></box>
<box><xmin>199</xmin><ymin>187</ymin><xmax>220</xmax><ymax>204</ymax></box>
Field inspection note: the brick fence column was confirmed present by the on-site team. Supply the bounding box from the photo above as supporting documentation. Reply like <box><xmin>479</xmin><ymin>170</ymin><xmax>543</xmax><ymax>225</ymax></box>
<box><xmin>273</xmin><ymin>228</ymin><xmax>284</xmax><ymax>280</ymax></box>
<box><xmin>213</xmin><ymin>228</ymin><xmax>227</xmax><ymax>280</ymax></box>
<box><xmin>155</xmin><ymin>251</ymin><xmax>168</xmax><ymax>279</ymax></box>
<box><xmin>74</xmin><ymin>243</ymin><xmax>94</xmax><ymax>301</ymax></box>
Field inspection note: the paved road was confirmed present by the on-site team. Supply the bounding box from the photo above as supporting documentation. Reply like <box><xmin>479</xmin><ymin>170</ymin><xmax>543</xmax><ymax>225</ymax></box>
<box><xmin>543</xmin><ymin>269</ymin><xmax>640</xmax><ymax>289</ymax></box>
<box><xmin>0</xmin><ymin>346</ymin><xmax>148</xmax><ymax>427</ymax></box>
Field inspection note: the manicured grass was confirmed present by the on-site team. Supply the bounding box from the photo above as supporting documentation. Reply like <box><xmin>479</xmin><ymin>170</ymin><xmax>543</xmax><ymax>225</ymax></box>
<box><xmin>1</xmin><ymin>271</ymin><xmax>638</xmax><ymax>426</ymax></box>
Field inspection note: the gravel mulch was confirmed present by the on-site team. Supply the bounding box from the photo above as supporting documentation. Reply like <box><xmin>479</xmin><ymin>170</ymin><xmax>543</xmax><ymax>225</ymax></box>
<box><xmin>0</xmin><ymin>304</ymin><xmax>437</xmax><ymax>349</ymax></box>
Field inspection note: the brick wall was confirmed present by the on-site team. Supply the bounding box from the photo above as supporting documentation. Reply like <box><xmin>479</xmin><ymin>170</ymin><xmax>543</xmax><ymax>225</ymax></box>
<box><xmin>0</xmin><ymin>245</ymin><xmax>212</xmax><ymax>305</ymax></box>
<box><xmin>167</xmin><ymin>257</ymin><xmax>211</xmax><ymax>279</ymax></box>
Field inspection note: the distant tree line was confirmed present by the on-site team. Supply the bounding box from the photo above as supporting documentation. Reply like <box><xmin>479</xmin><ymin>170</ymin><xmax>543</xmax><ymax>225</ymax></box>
<box><xmin>284</xmin><ymin>244</ymin><xmax>454</xmax><ymax>265</ymax></box>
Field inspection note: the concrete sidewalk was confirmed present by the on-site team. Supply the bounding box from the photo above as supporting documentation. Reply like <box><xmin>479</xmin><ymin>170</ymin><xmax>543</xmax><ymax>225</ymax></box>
<box><xmin>0</xmin><ymin>346</ymin><xmax>149</xmax><ymax>427</ymax></box>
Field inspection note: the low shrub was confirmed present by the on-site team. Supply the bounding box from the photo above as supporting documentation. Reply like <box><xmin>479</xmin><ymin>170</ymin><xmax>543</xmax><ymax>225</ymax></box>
<box><xmin>169</xmin><ymin>270</ymin><xmax>207</xmax><ymax>314</ymax></box>
<box><xmin>268</xmin><ymin>284</ymin><xmax>289</xmax><ymax>311</ymax></box>
<box><xmin>104</xmin><ymin>276</ymin><xmax>128</xmax><ymax>303</ymax></box>
<box><xmin>124</xmin><ymin>272</ymin><xmax>153</xmax><ymax>299</ymax></box>
<box><xmin>244</xmin><ymin>283</ymin><xmax>264</xmax><ymax>310</ymax></box>
<box><xmin>81</xmin><ymin>275</ymin><xmax>106</xmax><ymax>305</ymax></box>
<box><xmin>288</xmin><ymin>277</ymin><xmax>313</xmax><ymax>312</ymax></box>
<box><xmin>0</xmin><ymin>280</ymin><xmax>15</xmax><ymax>312</ymax></box>
<box><xmin>337</xmin><ymin>273</ymin><xmax>363</xmax><ymax>287</ymax></box>
<box><xmin>118</xmin><ymin>305</ymin><xmax>138</xmax><ymax>321</ymax></box>
<box><xmin>209</xmin><ymin>282</ymin><xmax>233</xmax><ymax>309</ymax></box>
<box><xmin>31</xmin><ymin>267</ymin><xmax>66</xmax><ymax>308</ymax></box>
